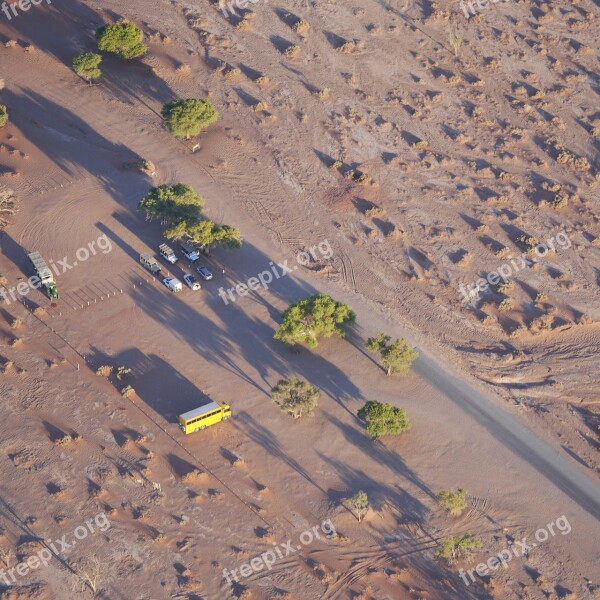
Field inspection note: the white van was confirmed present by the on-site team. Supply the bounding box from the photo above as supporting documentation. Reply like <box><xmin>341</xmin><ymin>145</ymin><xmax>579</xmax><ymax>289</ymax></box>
<box><xmin>162</xmin><ymin>277</ymin><xmax>183</xmax><ymax>292</ymax></box>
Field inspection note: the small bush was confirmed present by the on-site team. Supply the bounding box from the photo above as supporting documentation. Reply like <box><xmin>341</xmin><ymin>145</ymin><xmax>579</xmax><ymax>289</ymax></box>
<box><xmin>343</xmin><ymin>490</ymin><xmax>369</xmax><ymax>522</ymax></box>
<box><xmin>0</xmin><ymin>105</ymin><xmax>8</xmax><ymax>128</ymax></box>
<box><xmin>96</xmin><ymin>365</ymin><xmax>113</xmax><ymax>377</ymax></box>
<box><xmin>96</xmin><ymin>22</ymin><xmax>147</xmax><ymax>59</ymax></box>
<box><xmin>73</xmin><ymin>52</ymin><xmax>102</xmax><ymax>82</ymax></box>
<box><xmin>437</xmin><ymin>488</ymin><xmax>468</xmax><ymax>516</ymax></box>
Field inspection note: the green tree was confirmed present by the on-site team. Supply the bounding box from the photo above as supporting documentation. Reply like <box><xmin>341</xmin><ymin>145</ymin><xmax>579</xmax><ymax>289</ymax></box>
<box><xmin>366</xmin><ymin>333</ymin><xmax>418</xmax><ymax>376</ymax></box>
<box><xmin>357</xmin><ymin>400</ymin><xmax>410</xmax><ymax>439</ymax></box>
<box><xmin>435</xmin><ymin>534</ymin><xmax>481</xmax><ymax>563</ymax></box>
<box><xmin>344</xmin><ymin>490</ymin><xmax>369</xmax><ymax>522</ymax></box>
<box><xmin>271</xmin><ymin>378</ymin><xmax>320</xmax><ymax>418</ymax></box>
<box><xmin>166</xmin><ymin>219</ymin><xmax>242</xmax><ymax>249</ymax></box>
<box><xmin>72</xmin><ymin>52</ymin><xmax>102</xmax><ymax>82</ymax></box>
<box><xmin>0</xmin><ymin>105</ymin><xmax>7</xmax><ymax>128</ymax></box>
<box><xmin>274</xmin><ymin>294</ymin><xmax>355</xmax><ymax>347</ymax></box>
<box><xmin>161</xmin><ymin>99</ymin><xmax>218</xmax><ymax>139</ymax></box>
<box><xmin>437</xmin><ymin>489</ymin><xmax>468</xmax><ymax>517</ymax></box>
<box><xmin>137</xmin><ymin>184</ymin><xmax>204</xmax><ymax>225</ymax></box>
<box><xmin>96</xmin><ymin>22</ymin><xmax>147</xmax><ymax>60</ymax></box>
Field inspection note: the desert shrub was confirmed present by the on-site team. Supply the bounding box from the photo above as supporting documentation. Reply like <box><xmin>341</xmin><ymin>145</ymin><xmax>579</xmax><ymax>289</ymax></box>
<box><xmin>274</xmin><ymin>294</ymin><xmax>355</xmax><ymax>347</ymax></box>
<box><xmin>161</xmin><ymin>98</ymin><xmax>218</xmax><ymax>139</ymax></box>
<box><xmin>357</xmin><ymin>400</ymin><xmax>410</xmax><ymax>439</ymax></box>
<box><xmin>0</xmin><ymin>105</ymin><xmax>8</xmax><ymax>128</ymax></box>
<box><xmin>138</xmin><ymin>183</ymin><xmax>204</xmax><ymax>224</ymax></box>
<box><xmin>435</xmin><ymin>534</ymin><xmax>481</xmax><ymax>562</ymax></box>
<box><xmin>437</xmin><ymin>489</ymin><xmax>468</xmax><ymax>516</ymax></box>
<box><xmin>96</xmin><ymin>365</ymin><xmax>113</xmax><ymax>377</ymax></box>
<box><xmin>96</xmin><ymin>22</ymin><xmax>147</xmax><ymax>59</ymax></box>
<box><xmin>343</xmin><ymin>490</ymin><xmax>369</xmax><ymax>521</ymax></box>
<box><xmin>365</xmin><ymin>333</ymin><xmax>418</xmax><ymax>376</ymax></box>
<box><xmin>72</xmin><ymin>52</ymin><xmax>102</xmax><ymax>81</ymax></box>
<box><xmin>271</xmin><ymin>378</ymin><xmax>320</xmax><ymax>418</ymax></box>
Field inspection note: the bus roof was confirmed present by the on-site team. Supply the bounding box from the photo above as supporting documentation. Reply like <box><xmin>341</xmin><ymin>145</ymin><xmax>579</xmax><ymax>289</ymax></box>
<box><xmin>179</xmin><ymin>401</ymin><xmax>221</xmax><ymax>422</ymax></box>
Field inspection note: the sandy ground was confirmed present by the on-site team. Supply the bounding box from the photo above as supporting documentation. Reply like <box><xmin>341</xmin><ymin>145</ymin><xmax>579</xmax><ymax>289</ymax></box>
<box><xmin>0</xmin><ymin>0</ymin><xmax>599</xmax><ymax>598</ymax></box>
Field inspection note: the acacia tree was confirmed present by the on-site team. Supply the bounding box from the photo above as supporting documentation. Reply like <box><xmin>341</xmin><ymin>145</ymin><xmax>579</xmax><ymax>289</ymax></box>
<box><xmin>435</xmin><ymin>534</ymin><xmax>481</xmax><ymax>563</ymax></box>
<box><xmin>271</xmin><ymin>378</ymin><xmax>320</xmax><ymax>418</ymax></box>
<box><xmin>437</xmin><ymin>489</ymin><xmax>468</xmax><ymax>517</ymax></box>
<box><xmin>96</xmin><ymin>22</ymin><xmax>147</xmax><ymax>59</ymax></box>
<box><xmin>344</xmin><ymin>490</ymin><xmax>369</xmax><ymax>522</ymax></box>
<box><xmin>137</xmin><ymin>184</ymin><xmax>204</xmax><ymax>225</ymax></box>
<box><xmin>366</xmin><ymin>333</ymin><xmax>418</xmax><ymax>376</ymax></box>
<box><xmin>274</xmin><ymin>294</ymin><xmax>355</xmax><ymax>347</ymax></box>
<box><xmin>162</xmin><ymin>98</ymin><xmax>218</xmax><ymax>139</ymax></box>
<box><xmin>357</xmin><ymin>401</ymin><xmax>410</xmax><ymax>439</ymax></box>
<box><xmin>73</xmin><ymin>52</ymin><xmax>102</xmax><ymax>82</ymax></box>
<box><xmin>166</xmin><ymin>219</ymin><xmax>242</xmax><ymax>250</ymax></box>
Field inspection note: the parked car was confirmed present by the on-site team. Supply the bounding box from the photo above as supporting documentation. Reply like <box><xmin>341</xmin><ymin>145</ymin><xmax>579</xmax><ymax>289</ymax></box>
<box><xmin>162</xmin><ymin>277</ymin><xmax>183</xmax><ymax>292</ymax></box>
<box><xmin>180</xmin><ymin>242</ymin><xmax>200</xmax><ymax>262</ymax></box>
<box><xmin>196</xmin><ymin>265</ymin><xmax>213</xmax><ymax>281</ymax></box>
<box><xmin>159</xmin><ymin>243</ymin><xmax>178</xmax><ymax>264</ymax></box>
<box><xmin>183</xmin><ymin>273</ymin><xmax>201</xmax><ymax>291</ymax></box>
<box><xmin>140</xmin><ymin>252</ymin><xmax>161</xmax><ymax>275</ymax></box>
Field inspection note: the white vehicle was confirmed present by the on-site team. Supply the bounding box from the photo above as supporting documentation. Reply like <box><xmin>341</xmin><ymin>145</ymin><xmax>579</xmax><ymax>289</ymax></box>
<box><xmin>180</xmin><ymin>242</ymin><xmax>200</xmax><ymax>262</ymax></box>
<box><xmin>162</xmin><ymin>277</ymin><xmax>183</xmax><ymax>292</ymax></box>
<box><xmin>183</xmin><ymin>273</ymin><xmax>201</xmax><ymax>291</ymax></box>
<box><xmin>196</xmin><ymin>265</ymin><xmax>213</xmax><ymax>281</ymax></box>
<box><xmin>159</xmin><ymin>243</ymin><xmax>178</xmax><ymax>264</ymax></box>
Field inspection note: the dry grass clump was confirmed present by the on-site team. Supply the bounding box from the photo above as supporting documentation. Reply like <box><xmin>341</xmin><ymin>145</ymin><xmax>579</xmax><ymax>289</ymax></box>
<box><xmin>175</xmin><ymin>63</ymin><xmax>191</xmax><ymax>75</ymax></box>
<box><xmin>54</xmin><ymin>432</ymin><xmax>79</xmax><ymax>446</ymax></box>
<box><xmin>32</xmin><ymin>307</ymin><xmax>46</xmax><ymax>316</ymax></box>
<box><xmin>254</xmin><ymin>74</ymin><xmax>269</xmax><ymax>86</ymax></box>
<box><xmin>4</xmin><ymin>40</ymin><xmax>17</xmax><ymax>48</ymax></box>
<box><xmin>283</xmin><ymin>44</ymin><xmax>301</xmax><ymax>58</ymax></box>
<box><xmin>498</xmin><ymin>298</ymin><xmax>513</xmax><ymax>312</ymax></box>
<box><xmin>121</xmin><ymin>385</ymin><xmax>134</xmax><ymax>398</ymax></box>
<box><xmin>9</xmin><ymin>337</ymin><xmax>22</xmax><ymax>347</ymax></box>
<box><xmin>10</xmin><ymin>318</ymin><xmax>21</xmax><ymax>329</ymax></box>
<box><xmin>510</xmin><ymin>325</ymin><xmax>528</xmax><ymax>339</ymax></box>
<box><xmin>337</xmin><ymin>40</ymin><xmax>357</xmax><ymax>53</ymax></box>
<box><xmin>312</xmin><ymin>87</ymin><xmax>331</xmax><ymax>101</ymax></box>
<box><xmin>96</xmin><ymin>365</ymin><xmax>113</xmax><ymax>377</ymax></box>
<box><xmin>496</xmin><ymin>281</ymin><xmax>514</xmax><ymax>294</ymax></box>
<box><xmin>0</xmin><ymin>359</ymin><xmax>14</xmax><ymax>374</ymax></box>
<box><xmin>251</xmin><ymin>101</ymin><xmax>268</xmax><ymax>112</ymax></box>
<box><xmin>222</xmin><ymin>64</ymin><xmax>241</xmax><ymax>79</ymax></box>
<box><xmin>292</xmin><ymin>18</ymin><xmax>310</xmax><ymax>33</ymax></box>
<box><xmin>364</xmin><ymin>206</ymin><xmax>386</xmax><ymax>218</ymax></box>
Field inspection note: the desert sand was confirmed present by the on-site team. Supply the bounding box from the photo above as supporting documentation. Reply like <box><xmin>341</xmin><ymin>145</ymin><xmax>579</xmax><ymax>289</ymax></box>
<box><xmin>0</xmin><ymin>0</ymin><xmax>599</xmax><ymax>598</ymax></box>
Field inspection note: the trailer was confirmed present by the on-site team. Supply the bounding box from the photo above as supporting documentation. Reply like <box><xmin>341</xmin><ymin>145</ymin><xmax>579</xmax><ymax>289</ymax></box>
<box><xmin>140</xmin><ymin>253</ymin><xmax>161</xmax><ymax>274</ymax></box>
<box><xmin>28</xmin><ymin>252</ymin><xmax>58</xmax><ymax>299</ymax></box>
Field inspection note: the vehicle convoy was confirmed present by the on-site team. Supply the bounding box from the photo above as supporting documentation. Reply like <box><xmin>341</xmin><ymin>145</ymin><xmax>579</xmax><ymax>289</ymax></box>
<box><xmin>183</xmin><ymin>273</ymin><xmax>201</xmax><ymax>290</ymax></box>
<box><xmin>162</xmin><ymin>277</ymin><xmax>183</xmax><ymax>292</ymax></box>
<box><xmin>196</xmin><ymin>265</ymin><xmax>213</xmax><ymax>281</ymax></box>
<box><xmin>180</xmin><ymin>242</ymin><xmax>200</xmax><ymax>262</ymax></box>
<box><xmin>159</xmin><ymin>243</ymin><xmax>178</xmax><ymax>264</ymax></box>
<box><xmin>140</xmin><ymin>252</ymin><xmax>162</xmax><ymax>274</ymax></box>
<box><xmin>28</xmin><ymin>252</ymin><xmax>58</xmax><ymax>299</ymax></box>
<box><xmin>179</xmin><ymin>401</ymin><xmax>232</xmax><ymax>434</ymax></box>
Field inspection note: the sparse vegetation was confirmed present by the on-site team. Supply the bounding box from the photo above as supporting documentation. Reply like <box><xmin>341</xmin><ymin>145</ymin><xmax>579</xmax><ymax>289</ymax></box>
<box><xmin>161</xmin><ymin>98</ymin><xmax>218</xmax><ymax>139</ymax></box>
<box><xmin>365</xmin><ymin>333</ymin><xmax>418</xmax><ymax>376</ymax></box>
<box><xmin>0</xmin><ymin>104</ymin><xmax>8</xmax><ymax>128</ymax></box>
<box><xmin>357</xmin><ymin>400</ymin><xmax>410</xmax><ymax>439</ymax></box>
<box><xmin>270</xmin><ymin>378</ymin><xmax>320</xmax><ymax>418</ymax></box>
<box><xmin>437</xmin><ymin>488</ymin><xmax>468</xmax><ymax>516</ymax></box>
<box><xmin>96</xmin><ymin>22</ymin><xmax>147</xmax><ymax>59</ymax></box>
<box><xmin>72</xmin><ymin>52</ymin><xmax>102</xmax><ymax>82</ymax></box>
<box><xmin>166</xmin><ymin>219</ymin><xmax>242</xmax><ymax>249</ymax></box>
<box><xmin>343</xmin><ymin>490</ymin><xmax>369</xmax><ymax>522</ymax></box>
<box><xmin>274</xmin><ymin>294</ymin><xmax>355</xmax><ymax>347</ymax></box>
<box><xmin>435</xmin><ymin>534</ymin><xmax>481</xmax><ymax>563</ymax></box>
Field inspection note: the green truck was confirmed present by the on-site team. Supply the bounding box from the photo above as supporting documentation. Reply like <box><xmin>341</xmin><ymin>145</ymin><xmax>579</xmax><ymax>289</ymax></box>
<box><xmin>28</xmin><ymin>252</ymin><xmax>59</xmax><ymax>299</ymax></box>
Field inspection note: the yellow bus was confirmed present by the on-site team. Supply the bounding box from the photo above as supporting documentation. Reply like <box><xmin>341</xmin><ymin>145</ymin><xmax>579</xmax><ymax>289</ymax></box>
<box><xmin>178</xmin><ymin>401</ymin><xmax>232</xmax><ymax>434</ymax></box>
